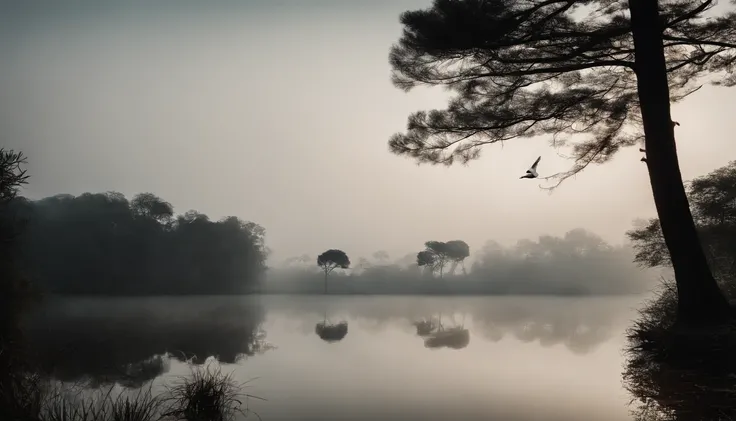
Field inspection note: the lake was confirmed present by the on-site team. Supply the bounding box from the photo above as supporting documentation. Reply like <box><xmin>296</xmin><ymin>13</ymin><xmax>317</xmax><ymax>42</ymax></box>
<box><xmin>23</xmin><ymin>294</ymin><xmax>649</xmax><ymax>421</ymax></box>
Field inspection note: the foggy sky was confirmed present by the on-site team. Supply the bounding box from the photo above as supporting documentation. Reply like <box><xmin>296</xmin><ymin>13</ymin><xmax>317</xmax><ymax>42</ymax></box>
<box><xmin>2</xmin><ymin>0</ymin><xmax>736</xmax><ymax>264</ymax></box>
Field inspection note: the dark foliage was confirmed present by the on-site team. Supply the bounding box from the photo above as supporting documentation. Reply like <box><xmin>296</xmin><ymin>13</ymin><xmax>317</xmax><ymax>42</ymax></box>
<box><xmin>317</xmin><ymin>249</ymin><xmax>351</xmax><ymax>273</ymax></box>
<box><xmin>314</xmin><ymin>321</ymin><xmax>349</xmax><ymax>343</ymax></box>
<box><xmin>7</xmin><ymin>365</ymin><xmax>262</xmax><ymax>421</ymax></box>
<box><xmin>316</xmin><ymin>249</ymin><xmax>350</xmax><ymax>293</ymax></box>
<box><xmin>0</xmin><ymin>149</ymin><xmax>42</xmax><ymax>420</ymax></box>
<box><xmin>0</xmin><ymin>149</ymin><xmax>36</xmax><ymax>320</ymax></box>
<box><xmin>625</xmin><ymin>162</ymin><xmax>736</xmax><ymax>416</ymax></box>
<box><xmin>387</xmin><ymin>0</ymin><xmax>736</xmax><ymax>181</ymax></box>
<box><xmin>416</xmin><ymin>249</ymin><xmax>437</xmax><ymax>270</ymax></box>
<box><xmin>387</xmin><ymin>0</ymin><xmax>736</xmax><ymax>325</ymax></box>
<box><xmin>163</xmin><ymin>364</ymin><xmax>263</xmax><ymax>421</ymax></box>
<box><xmin>624</xmin><ymin>282</ymin><xmax>736</xmax><ymax>420</ymax></box>
<box><xmin>416</xmin><ymin>240</ymin><xmax>470</xmax><ymax>277</ymax></box>
<box><xmin>10</xmin><ymin>192</ymin><xmax>269</xmax><ymax>295</ymax></box>
<box><xmin>424</xmin><ymin>328</ymin><xmax>470</xmax><ymax>350</ymax></box>
<box><xmin>627</xmin><ymin>160</ymin><xmax>736</xmax><ymax>295</ymax></box>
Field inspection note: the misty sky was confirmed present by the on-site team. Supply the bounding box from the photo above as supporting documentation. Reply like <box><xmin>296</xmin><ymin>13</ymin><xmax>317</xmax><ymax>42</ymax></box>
<box><xmin>2</xmin><ymin>0</ymin><xmax>736</xmax><ymax>264</ymax></box>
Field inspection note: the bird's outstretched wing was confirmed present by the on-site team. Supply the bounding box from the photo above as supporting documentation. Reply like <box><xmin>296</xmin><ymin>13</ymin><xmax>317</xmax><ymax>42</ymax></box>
<box><xmin>530</xmin><ymin>156</ymin><xmax>541</xmax><ymax>170</ymax></box>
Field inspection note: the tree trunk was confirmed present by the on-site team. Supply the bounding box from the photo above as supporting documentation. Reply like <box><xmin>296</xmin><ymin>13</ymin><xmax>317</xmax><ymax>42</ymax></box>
<box><xmin>324</xmin><ymin>271</ymin><xmax>328</xmax><ymax>294</ymax></box>
<box><xmin>628</xmin><ymin>0</ymin><xmax>731</xmax><ymax>325</ymax></box>
<box><xmin>447</xmin><ymin>261</ymin><xmax>458</xmax><ymax>277</ymax></box>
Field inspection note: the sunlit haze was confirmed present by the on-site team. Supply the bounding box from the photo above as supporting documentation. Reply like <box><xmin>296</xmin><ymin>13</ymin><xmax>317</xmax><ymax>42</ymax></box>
<box><xmin>3</xmin><ymin>0</ymin><xmax>735</xmax><ymax>264</ymax></box>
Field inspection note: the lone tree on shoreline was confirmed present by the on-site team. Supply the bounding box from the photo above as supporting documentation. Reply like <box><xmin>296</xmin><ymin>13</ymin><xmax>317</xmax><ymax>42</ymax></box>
<box><xmin>387</xmin><ymin>0</ymin><xmax>736</xmax><ymax>325</ymax></box>
<box><xmin>317</xmin><ymin>249</ymin><xmax>350</xmax><ymax>293</ymax></box>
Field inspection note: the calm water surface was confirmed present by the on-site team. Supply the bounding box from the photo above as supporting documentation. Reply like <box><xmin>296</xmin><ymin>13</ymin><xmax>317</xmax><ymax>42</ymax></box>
<box><xmin>25</xmin><ymin>295</ymin><xmax>648</xmax><ymax>421</ymax></box>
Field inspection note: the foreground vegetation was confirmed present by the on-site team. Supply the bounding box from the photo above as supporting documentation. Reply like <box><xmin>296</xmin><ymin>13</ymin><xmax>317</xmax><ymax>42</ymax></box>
<box><xmin>0</xmin><ymin>150</ymin><xmax>264</xmax><ymax>420</ymax></box>
<box><xmin>4</xmin><ymin>363</ymin><xmax>262</xmax><ymax>421</ymax></box>
<box><xmin>624</xmin><ymin>164</ymin><xmax>736</xmax><ymax>419</ymax></box>
<box><xmin>624</xmin><ymin>281</ymin><xmax>736</xmax><ymax>420</ymax></box>
<box><xmin>628</xmin><ymin>160</ymin><xmax>736</xmax><ymax>300</ymax></box>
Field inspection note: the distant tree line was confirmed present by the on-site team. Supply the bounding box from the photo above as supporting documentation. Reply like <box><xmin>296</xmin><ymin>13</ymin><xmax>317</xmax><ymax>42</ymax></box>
<box><xmin>271</xmin><ymin>229</ymin><xmax>654</xmax><ymax>295</ymax></box>
<box><xmin>10</xmin><ymin>192</ymin><xmax>269</xmax><ymax>295</ymax></box>
<box><xmin>5</xmin><ymin>186</ymin><xmax>652</xmax><ymax>297</ymax></box>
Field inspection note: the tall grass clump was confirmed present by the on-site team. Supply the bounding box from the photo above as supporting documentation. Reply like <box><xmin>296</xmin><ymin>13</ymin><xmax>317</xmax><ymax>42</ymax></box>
<box><xmin>163</xmin><ymin>362</ymin><xmax>263</xmax><ymax>421</ymax></box>
<box><xmin>37</xmin><ymin>382</ymin><xmax>163</xmax><ymax>421</ymax></box>
<box><xmin>1</xmin><ymin>363</ymin><xmax>264</xmax><ymax>421</ymax></box>
<box><xmin>0</xmin><ymin>371</ymin><xmax>46</xmax><ymax>421</ymax></box>
<box><xmin>107</xmin><ymin>386</ymin><xmax>162</xmax><ymax>421</ymax></box>
<box><xmin>40</xmin><ymin>386</ymin><xmax>105</xmax><ymax>421</ymax></box>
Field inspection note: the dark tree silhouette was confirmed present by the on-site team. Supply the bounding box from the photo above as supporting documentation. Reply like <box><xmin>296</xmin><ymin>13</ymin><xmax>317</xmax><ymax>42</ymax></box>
<box><xmin>388</xmin><ymin>0</ymin><xmax>736</xmax><ymax>324</ymax></box>
<box><xmin>317</xmin><ymin>249</ymin><xmax>350</xmax><ymax>293</ymax></box>
<box><xmin>417</xmin><ymin>241</ymin><xmax>454</xmax><ymax>277</ymax></box>
<box><xmin>629</xmin><ymin>161</ymin><xmax>736</xmax><ymax>297</ymax></box>
<box><xmin>416</xmin><ymin>249</ymin><xmax>437</xmax><ymax>275</ymax></box>
<box><xmin>314</xmin><ymin>321</ymin><xmax>349</xmax><ymax>343</ymax></box>
<box><xmin>0</xmin><ymin>149</ymin><xmax>39</xmax><ymax>420</ymax></box>
<box><xmin>445</xmin><ymin>240</ymin><xmax>470</xmax><ymax>275</ymax></box>
<box><xmin>130</xmin><ymin>192</ymin><xmax>174</xmax><ymax>224</ymax></box>
<box><xmin>0</xmin><ymin>149</ymin><xmax>33</xmax><ymax>316</ymax></box>
<box><xmin>0</xmin><ymin>149</ymin><xmax>28</xmax><ymax>205</ymax></box>
<box><xmin>12</xmin><ymin>192</ymin><xmax>268</xmax><ymax>295</ymax></box>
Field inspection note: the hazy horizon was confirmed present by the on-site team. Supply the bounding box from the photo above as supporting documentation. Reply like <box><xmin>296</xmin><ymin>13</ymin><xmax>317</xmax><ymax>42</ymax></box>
<box><xmin>3</xmin><ymin>0</ymin><xmax>736</xmax><ymax>265</ymax></box>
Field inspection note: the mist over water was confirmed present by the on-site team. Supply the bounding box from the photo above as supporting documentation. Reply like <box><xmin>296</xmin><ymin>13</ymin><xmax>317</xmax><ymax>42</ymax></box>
<box><xmin>7</xmin><ymin>1</ymin><xmax>735</xmax><ymax>419</ymax></box>
<box><xmin>24</xmin><ymin>294</ymin><xmax>644</xmax><ymax>421</ymax></box>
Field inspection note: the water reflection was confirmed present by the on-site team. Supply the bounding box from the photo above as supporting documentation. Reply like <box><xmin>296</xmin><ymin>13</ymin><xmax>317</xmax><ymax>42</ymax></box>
<box><xmin>24</xmin><ymin>295</ymin><xmax>633</xmax><ymax>394</ymax></box>
<box><xmin>314</xmin><ymin>318</ymin><xmax>349</xmax><ymax>343</ymax></box>
<box><xmin>265</xmin><ymin>295</ymin><xmax>624</xmax><ymax>354</ymax></box>
<box><xmin>22</xmin><ymin>296</ymin><xmax>273</xmax><ymax>387</ymax></box>
<box><xmin>413</xmin><ymin>313</ymin><xmax>470</xmax><ymax>350</ymax></box>
<box><xmin>623</xmin><ymin>292</ymin><xmax>736</xmax><ymax>420</ymax></box>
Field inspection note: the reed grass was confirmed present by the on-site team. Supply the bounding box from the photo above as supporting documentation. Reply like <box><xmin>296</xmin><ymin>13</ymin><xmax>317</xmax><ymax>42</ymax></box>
<box><xmin>1</xmin><ymin>360</ymin><xmax>263</xmax><ymax>421</ymax></box>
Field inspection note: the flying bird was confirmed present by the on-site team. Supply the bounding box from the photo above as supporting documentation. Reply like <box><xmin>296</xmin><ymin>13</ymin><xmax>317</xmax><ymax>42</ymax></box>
<box><xmin>520</xmin><ymin>156</ymin><xmax>541</xmax><ymax>179</ymax></box>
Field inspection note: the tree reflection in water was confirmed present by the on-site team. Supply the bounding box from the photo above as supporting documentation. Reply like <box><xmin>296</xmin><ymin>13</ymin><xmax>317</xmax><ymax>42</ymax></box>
<box><xmin>413</xmin><ymin>318</ymin><xmax>438</xmax><ymax>337</ymax></box>
<box><xmin>22</xmin><ymin>296</ymin><xmax>274</xmax><ymax>388</ymax></box>
<box><xmin>314</xmin><ymin>321</ymin><xmax>348</xmax><ymax>343</ymax></box>
<box><xmin>26</xmin><ymin>295</ymin><xmax>630</xmax><ymax>389</ymax></box>
<box><xmin>263</xmin><ymin>295</ymin><xmax>624</xmax><ymax>355</ymax></box>
<box><xmin>314</xmin><ymin>311</ymin><xmax>349</xmax><ymax>343</ymax></box>
<box><xmin>414</xmin><ymin>312</ymin><xmax>470</xmax><ymax>350</ymax></box>
<box><xmin>624</xmin><ymin>286</ymin><xmax>736</xmax><ymax>420</ymax></box>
